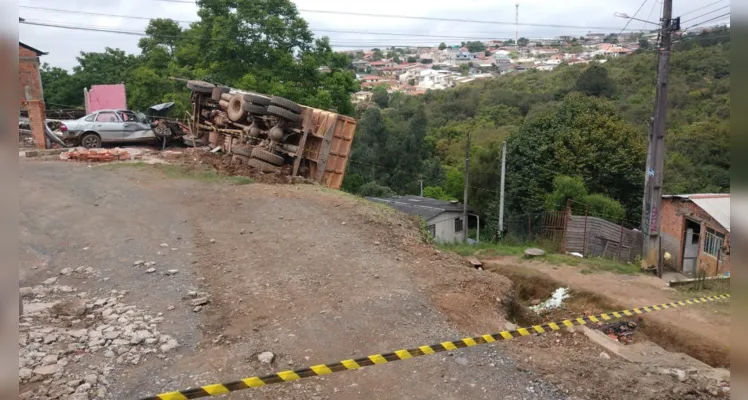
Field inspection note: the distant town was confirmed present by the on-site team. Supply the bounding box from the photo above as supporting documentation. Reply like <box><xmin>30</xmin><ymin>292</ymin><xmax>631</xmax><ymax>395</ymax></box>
<box><xmin>344</xmin><ymin>30</ymin><xmax>660</xmax><ymax>102</ymax></box>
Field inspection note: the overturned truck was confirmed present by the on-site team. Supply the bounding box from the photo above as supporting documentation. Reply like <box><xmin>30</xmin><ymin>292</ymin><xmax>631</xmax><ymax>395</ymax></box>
<box><xmin>184</xmin><ymin>80</ymin><xmax>357</xmax><ymax>190</ymax></box>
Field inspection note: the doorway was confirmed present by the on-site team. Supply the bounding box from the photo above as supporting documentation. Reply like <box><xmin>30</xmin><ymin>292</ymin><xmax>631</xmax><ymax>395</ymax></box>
<box><xmin>682</xmin><ymin>218</ymin><xmax>701</xmax><ymax>277</ymax></box>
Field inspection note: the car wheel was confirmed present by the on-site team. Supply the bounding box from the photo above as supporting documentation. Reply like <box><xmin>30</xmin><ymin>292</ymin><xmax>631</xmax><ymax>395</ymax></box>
<box><xmin>80</xmin><ymin>133</ymin><xmax>101</xmax><ymax>149</ymax></box>
<box><xmin>267</xmin><ymin>105</ymin><xmax>301</xmax><ymax>124</ymax></box>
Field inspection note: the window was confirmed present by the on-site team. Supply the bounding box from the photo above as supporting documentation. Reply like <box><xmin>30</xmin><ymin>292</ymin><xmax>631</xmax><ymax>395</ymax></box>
<box><xmin>454</xmin><ymin>217</ymin><xmax>463</xmax><ymax>233</ymax></box>
<box><xmin>703</xmin><ymin>228</ymin><xmax>725</xmax><ymax>260</ymax></box>
<box><xmin>84</xmin><ymin>114</ymin><xmax>96</xmax><ymax>122</ymax></box>
<box><xmin>95</xmin><ymin>112</ymin><xmax>118</xmax><ymax>122</ymax></box>
<box><xmin>119</xmin><ymin>111</ymin><xmax>138</xmax><ymax>122</ymax></box>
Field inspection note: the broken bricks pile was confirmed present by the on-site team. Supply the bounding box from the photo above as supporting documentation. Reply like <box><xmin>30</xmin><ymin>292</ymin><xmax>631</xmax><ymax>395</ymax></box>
<box><xmin>19</xmin><ymin>268</ymin><xmax>178</xmax><ymax>400</ymax></box>
<box><xmin>60</xmin><ymin>147</ymin><xmax>139</xmax><ymax>163</ymax></box>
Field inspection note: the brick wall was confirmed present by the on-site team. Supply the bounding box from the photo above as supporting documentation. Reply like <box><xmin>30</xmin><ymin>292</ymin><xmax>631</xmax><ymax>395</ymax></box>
<box><xmin>19</xmin><ymin>45</ymin><xmax>43</xmax><ymax>105</ymax></box>
<box><xmin>19</xmin><ymin>44</ymin><xmax>46</xmax><ymax>148</ymax></box>
<box><xmin>660</xmin><ymin>197</ymin><xmax>730</xmax><ymax>276</ymax></box>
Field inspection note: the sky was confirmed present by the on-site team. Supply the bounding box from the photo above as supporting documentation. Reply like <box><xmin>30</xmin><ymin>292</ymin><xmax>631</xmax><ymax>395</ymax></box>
<box><xmin>18</xmin><ymin>0</ymin><xmax>731</xmax><ymax>70</ymax></box>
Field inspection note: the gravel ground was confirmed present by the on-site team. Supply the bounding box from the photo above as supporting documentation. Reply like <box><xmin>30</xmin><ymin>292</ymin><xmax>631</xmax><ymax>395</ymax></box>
<box><xmin>20</xmin><ymin>161</ymin><xmax>567</xmax><ymax>400</ymax></box>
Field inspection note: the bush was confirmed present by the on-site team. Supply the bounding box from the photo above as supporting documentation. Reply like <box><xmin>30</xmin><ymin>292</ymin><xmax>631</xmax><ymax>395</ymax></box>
<box><xmin>583</xmin><ymin>193</ymin><xmax>626</xmax><ymax>222</ymax></box>
<box><xmin>423</xmin><ymin>186</ymin><xmax>452</xmax><ymax>200</ymax></box>
<box><xmin>544</xmin><ymin>175</ymin><xmax>588</xmax><ymax>211</ymax></box>
<box><xmin>358</xmin><ymin>181</ymin><xmax>395</xmax><ymax>198</ymax></box>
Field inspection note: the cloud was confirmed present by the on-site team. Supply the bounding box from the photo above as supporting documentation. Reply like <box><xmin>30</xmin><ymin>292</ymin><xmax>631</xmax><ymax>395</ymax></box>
<box><xmin>19</xmin><ymin>0</ymin><xmax>727</xmax><ymax>69</ymax></box>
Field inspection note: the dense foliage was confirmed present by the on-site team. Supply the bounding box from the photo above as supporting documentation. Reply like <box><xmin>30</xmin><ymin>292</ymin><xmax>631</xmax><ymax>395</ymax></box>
<box><xmin>40</xmin><ymin>0</ymin><xmax>359</xmax><ymax>116</ymax></box>
<box><xmin>344</xmin><ymin>28</ymin><xmax>730</xmax><ymax>235</ymax></box>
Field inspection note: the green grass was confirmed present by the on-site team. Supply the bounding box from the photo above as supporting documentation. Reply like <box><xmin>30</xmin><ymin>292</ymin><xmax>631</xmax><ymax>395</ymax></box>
<box><xmin>542</xmin><ymin>253</ymin><xmax>640</xmax><ymax>274</ymax></box>
<box><xmin>437</xmin><ymin>242</ymin><xmax>527</xmax><ymax>257</ymax></box>
<box><xmin>101</xmin><ymin>162</ymin><xmax>253</xmax><ymax>185</ymax></box>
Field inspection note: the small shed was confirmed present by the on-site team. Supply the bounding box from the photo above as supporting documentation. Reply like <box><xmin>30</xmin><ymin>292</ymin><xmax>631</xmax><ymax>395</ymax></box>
<box><xmin>367</xmin><ymin>195</ymin><xmax>479</xmax><ymax>243</ymax></box>
<box><xmin>660</xmin><ymin>194</ymin><xmax>730</xmax><ymax>277</ymax></box>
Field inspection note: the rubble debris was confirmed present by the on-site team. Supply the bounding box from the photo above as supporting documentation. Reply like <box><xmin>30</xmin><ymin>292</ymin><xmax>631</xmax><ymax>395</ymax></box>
<box><xmin>529</xmin><ymin>287</ymin><xmax>569</xmax><ymax>314</ymax></box>
<box><xmin>524</xmin><ymin>248</ymin><xmax>545</xmax><ymax>258</ymax></box>
<box><xmin>60</xmin><ymin>147</ymin><xmax>137</xmax><ymax>163</ymax></box>
<box><xmin>594</xmin><ymin>318</ymin><xmax>643</xmax><ymax>345</ymax></box>
<box><xmin>258</xmin><ymin>351</ymin><xmax>274</xmax><ymax>364</ymax></box>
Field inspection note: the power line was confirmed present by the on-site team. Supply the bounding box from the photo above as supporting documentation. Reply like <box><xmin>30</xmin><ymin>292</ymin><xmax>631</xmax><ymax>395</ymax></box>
<box><xmin>682</xmin><ymin>12</ymin><xmax>730</xmax><ymax>31</ymax></box>
<box><xmin>643</xmin><ymin>0</ymin><xmax>660</xmax><ymax>31</ymax></box>
<box><xmin>681</xmin><ymin>5</ymin><xmax>730</xmax><ymax>24</ymax></box>
<box><xmin>139</xmin><ymin>0</ymin><xmax>645</xmax><ymax>31</ymax></box>
<box><xmin>679</xmin><ymin>0</ymin><xmax>727</xmax><ymax>17</ymax></box>
<box><xmin>617</xmin><ymin>0</ymin><xmax>651</xmax><ymax>37</ymax></box>
<box><xmin>18</xmin><ymin>7</ymin><xmax>623</xmax><ymax>42</ymax></box>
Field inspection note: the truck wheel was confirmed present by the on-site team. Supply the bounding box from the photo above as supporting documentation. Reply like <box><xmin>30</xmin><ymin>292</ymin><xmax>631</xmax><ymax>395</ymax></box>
<box><xmin>267</xmin><ymin>105</ymin><xmax>301</xmax><ymax>124</ymax></box>
<box><xmin>243</xmin><ymin>93</ymin><xmax>271</xmax><ymax>106</ymax></box>
<box><xmin>270</xmin><ymin>96</ymin><xmax>302</xmax><ymax>114</ymax></box>
<box><xmin>211</xmin><ymin>86</ymin><xmax>230</xmax><ymax>101</ymax></box>
<box><xmin>242</xmin><ymin>103</ymin><xmax>267</xmax><ymax>115</ymax></box>
<box><xmin>251</xmin><ymin>147</ymin><xmax>285</xmax><ymax>166</ymax></box>
<box><xmin>233</xmin><ymin>146</ymin><xmax>252</xmax><ymax>157</ymax></box>
<box><xmin>232</xmin><ymin>154</ymin><xmax>249</xmax><ymax>165</ymax></box>
<box><xmin>227</xmin><ymin>95</ymin><xmax>248</xmax><ymax>122</ymax></box>
<box><xmin>187</xmin><ymin>80</ymin><xmax>215</xmax><ymax>94</ymax></box>
<box><xmin>248</xmin><ymin>158</ymin><xmax>281</xmax><ymax>173</ymax></box>
<box><xmin>80</xmin><ymin>133</ymin><xmax>101</xmax><ymax>148</ymax></box>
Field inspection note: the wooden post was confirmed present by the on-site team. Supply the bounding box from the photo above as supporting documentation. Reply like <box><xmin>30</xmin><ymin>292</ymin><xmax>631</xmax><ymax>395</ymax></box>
<box><xmin>527</xmin><ymin>214</ymin><xmax>532</xmax><ymax>243</ymax></box>
<box><xmin>562</xmin><ymin>198</ymin><xmax>571</xmax><ymax>253</ymax></box>
<box><xmin>582</xmin><ymin>206</ymin><xmax>589</xmax><ymax>256</ymax></box>
<box><xmin>617</xmin><ymin>222</ymin><xmax>625</xmax><ymax>262</ymax></box>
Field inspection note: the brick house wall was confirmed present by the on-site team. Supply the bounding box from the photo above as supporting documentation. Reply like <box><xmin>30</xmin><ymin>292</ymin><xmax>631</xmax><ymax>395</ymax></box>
<box><xmin>660</xmin><ymin>196</ymin><xmax>730</xmax><ymax>276</ymax></box>
<box><xmin>19</xmin><ymin>44</ymin><xmax>44</xmax><ymax>105</ymax></box>
<box><xmin>18</xmin><ymin>42</ymin><xmax>47</xmax><ymax>149</ymax></box>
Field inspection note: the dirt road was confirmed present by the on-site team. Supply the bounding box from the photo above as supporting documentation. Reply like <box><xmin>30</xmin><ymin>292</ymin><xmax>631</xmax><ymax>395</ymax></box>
<box><xmin>20</xmin><ymin>161</ymin><xmax>566</xmax><ymax>400</ymax></box>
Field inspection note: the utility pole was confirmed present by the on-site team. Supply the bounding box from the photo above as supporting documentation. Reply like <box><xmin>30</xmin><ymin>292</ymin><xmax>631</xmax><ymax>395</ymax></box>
<box><xmin>642</xmin><ymin>0</ymin><xmax>676</xmax><ymax>277</ymax></box>
<box><xmin>515</xmin><ymin>4</ymin><xmax>519</xmax><ymax>53</ymax></box>
<box><xmin>463</xmin><ymin>131</ymin><xmax>471</xmax><ymax>243</ymax></box>
<box><xmin>498</xmin><ymin>141</ymin><xmax>507</xmax><ymax>239</ymax></box>
<box><xmin>419</xmin><ymin>179</ymin><xmax>423</xmax><ymax>197</ymax></box>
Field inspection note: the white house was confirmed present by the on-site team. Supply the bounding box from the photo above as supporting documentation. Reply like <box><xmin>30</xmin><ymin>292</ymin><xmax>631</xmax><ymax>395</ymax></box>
<box><xmin>367</xmin><ymin>195</ymin><xmax>479</xmax><ymax>243</ymax></box>
<box><xmin>535</xmin><ymin>63</ymin><xmax>558</xmax><ymax>71</ymax></box>
<box><xmin>418</xmin><ymin>69</ymin><xmax>454</xmax><ymax>90</ymax></box>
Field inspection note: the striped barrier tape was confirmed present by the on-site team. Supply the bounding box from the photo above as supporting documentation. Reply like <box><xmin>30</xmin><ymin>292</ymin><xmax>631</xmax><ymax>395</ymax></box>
<box><xmin>140</xmin><ymin>293</ymin><xmax>730</xmax><ymax>400</ymax></box>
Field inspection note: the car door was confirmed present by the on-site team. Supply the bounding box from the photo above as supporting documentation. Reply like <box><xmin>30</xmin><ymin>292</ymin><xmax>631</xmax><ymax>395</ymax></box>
<box><xmin>119</xmin><ymin>111</ymin><xmax>155</xmax><ymax>142</ymax></box>
<box><xmin>92</xmin><ymin>111</ymin><xmax>124</xmax><ymax>142</ymax></box>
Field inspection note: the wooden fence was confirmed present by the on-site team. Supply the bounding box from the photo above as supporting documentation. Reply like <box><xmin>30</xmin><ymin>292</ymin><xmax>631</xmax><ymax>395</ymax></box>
<box><xmin>565</xmin><ymin>214</ymin><xmax>643</xmax><ymax>263</ymax></box>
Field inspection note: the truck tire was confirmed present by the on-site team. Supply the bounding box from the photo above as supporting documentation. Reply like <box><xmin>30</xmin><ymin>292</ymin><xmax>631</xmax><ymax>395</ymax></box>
<box><xmin>211</xmin><ymin>86</ymin><xmax>230</xmax><ymax>101</ymax></box>
<box><xmin>270</xmin><ymin>96</ymin><xmax>302</xmax><ymax>114</ymax></box>
<box><xmin>248</xmin><ymin>158</ymin><xmax>281</xmax><ymax>173</ymax></box>
<box><xmin>243</xmin><ymin>93</ymin><xmax>271</xmax><ymax>106</ymax></box>
<box><xmin>232</xmin><ymin>154</ymin><xmax>249</xmax><ymax>165</ymax></box>
<box><xmin>187</xmin><ymin>80</ymin><xmax>215</xmax><ymax>94</ymax></box>
<box><xmin>242</xmin><ymin>103</ymin><xmax>267</xmax><ymax>115</ymax></box>
<box><xmin>227</xmin><ymin>95</ymin><xmax>248</xmax><ymax>122</ymax></box>
<box><xmin>233</xmin><ymin>146</ymin><xmax>252</xmax><ymax>157</ymax></box>
<box><xmin>251</xmin><ymin>147</ymin><xmax>285</xmax><ymax>166</ymax></box>
<box><xmin>267</xmin><ymin>105</ymin><xmax>301</xmax><ymax>124</ymax></box>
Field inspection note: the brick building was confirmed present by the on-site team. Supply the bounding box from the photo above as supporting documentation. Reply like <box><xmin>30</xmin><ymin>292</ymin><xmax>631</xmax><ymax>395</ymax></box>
<box><xmin>660</xmin><ymin>194</ymin><xmax>730</xmax><ymax>277</ymax></box>
<box><xmin>18</xmin><ymin>39</ymin><xmax>47</xmax><ymax>149</ymax></box>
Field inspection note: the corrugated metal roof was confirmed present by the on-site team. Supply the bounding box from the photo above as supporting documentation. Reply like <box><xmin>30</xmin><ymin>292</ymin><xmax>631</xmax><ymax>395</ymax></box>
<box><xmin>663</xmin><ymin>194</ymin><xmax>730</xmax><ymax>232</ymax></box>
<box><xmin>366</xmin><ymin>195</ymin><xmax>476</xmax><ymax>221</ymax></box>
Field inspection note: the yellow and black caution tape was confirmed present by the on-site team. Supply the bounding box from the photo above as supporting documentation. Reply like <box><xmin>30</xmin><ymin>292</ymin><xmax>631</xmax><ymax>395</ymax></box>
<box><xmin>140</xmin><ymin>293</ymin><xmax>730</xmax><ymax>400</ymax></box>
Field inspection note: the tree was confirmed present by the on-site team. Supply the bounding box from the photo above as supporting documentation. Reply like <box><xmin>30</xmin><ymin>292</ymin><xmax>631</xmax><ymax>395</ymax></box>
<box><xmin>638</xmin><ymin>39</ymin><xmax>650</xmax><ymax>50</ymax></box>
<box><xmin>372</xmin><ymin>49</ymin><xmax>384</xmax><ymax>61</ymax></box>
<box><xmin>603</xmin><ymin>34</ymin><xmax>619</xmax><ymax>44</ymax></box>
<box><xmin>464</xmin><ymin>41</ymin><xmax>485</xmax><ymax>53</ymax></box>
<box><xmin>544</xmin><ymin>175</ymin><xmax>588</xmax><ymax>211</ymax></box>
<box><xmin>459</xmin><ymin>63</ymin><xmax>470</xmax><ymax>76</ymax></box>
<box><xmin>484</xmin><ymin>50</ymin><xmax>492</xmax><ymax>56</ymax></box>
<box><xmin>517</xmin><ymin>37</ymin><xmax>529</xmax><ymax>47</ymax></box>
<box><xmin>574</xmin><ymin>64</ymin><xmax>616</xmax><ymax>98</ymax></box>
<box><xmin>40</xmin><ymin>64</ymin><xmax>84</xmax><ymax>108</ymax></box>
<box><xmin>505</xmin><ymin>92</ymin><xmax>645</xmax><ymax>219</ymax></box>
<box><xmin>439</xmin><ymin>42</ymin><xmax>447</xmax><ymax>50</ymax></box>
<box><xmin>372</xmin><ymin>85</ymin><xmax>389</xmax><ymax>108</ymax></box>
<box><xmin>407</xmin><ymin>56</ymin><xmax>417</xmax><ymax>63</ymax></box>
<box><xmin>408</xmin><ymin>78</ymin><xmax>416</xmax><ymax>86</ymax></box>
<box><xmin>420</xmin><ymin>58</ymin><xmax>433</xmax><ymax>64</ymax></box>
